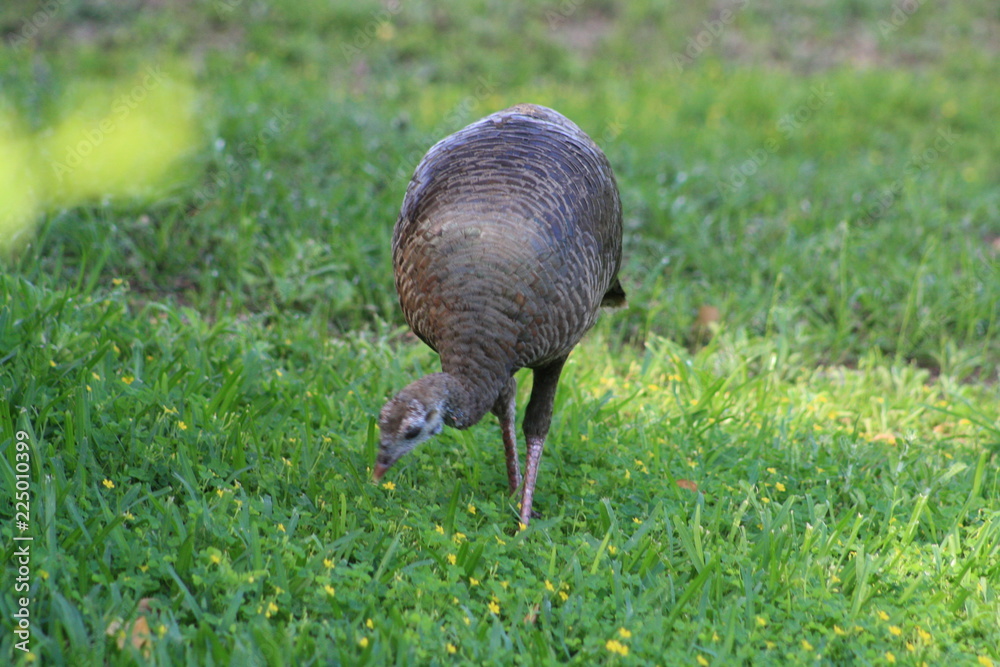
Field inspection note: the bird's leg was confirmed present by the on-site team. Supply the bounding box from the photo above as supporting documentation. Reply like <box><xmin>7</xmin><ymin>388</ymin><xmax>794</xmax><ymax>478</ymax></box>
<box><xmin>491</xmin><ymin>376</ymin><xmax>521</xmax><ymax>495</ymax></box>
<box><xmin>519</xmin><ymin>356</ymin><xmax>567</xmax><ymax>527</ymax></box>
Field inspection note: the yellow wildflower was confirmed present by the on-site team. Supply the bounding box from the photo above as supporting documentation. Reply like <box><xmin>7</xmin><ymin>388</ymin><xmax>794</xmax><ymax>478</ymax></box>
<box><xmin>605</xmin><ymin>640</ymin><xmax>629</xmax><ymax>656</ymax></box>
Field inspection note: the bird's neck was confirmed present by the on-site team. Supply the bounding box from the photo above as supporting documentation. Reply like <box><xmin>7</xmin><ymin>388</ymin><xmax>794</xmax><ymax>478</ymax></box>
<box><xmin>434</xmin><ymin>355</ymin><xmax>508</xmax><ymax>430</ymax></box>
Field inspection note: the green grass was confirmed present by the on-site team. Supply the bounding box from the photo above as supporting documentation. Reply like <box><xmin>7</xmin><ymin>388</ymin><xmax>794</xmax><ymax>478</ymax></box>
<box><xmin>2</xmin><ymin>0</ymin><xmax>999</xmax><ymax>664</ymax></box>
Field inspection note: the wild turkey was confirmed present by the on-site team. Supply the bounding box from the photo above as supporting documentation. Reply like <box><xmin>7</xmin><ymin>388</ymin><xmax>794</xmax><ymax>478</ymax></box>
<box><xmin>374</xmin><ymin>103</ymin><xmax>624</xmax><ymax>527</ymax></box>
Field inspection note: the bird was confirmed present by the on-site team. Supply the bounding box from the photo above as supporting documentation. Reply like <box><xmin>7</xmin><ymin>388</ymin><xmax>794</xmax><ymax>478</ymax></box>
<box><xmin>374</xmin><ymin>103</ymin><xmax>624</xmax><ymax>527</ymax></box>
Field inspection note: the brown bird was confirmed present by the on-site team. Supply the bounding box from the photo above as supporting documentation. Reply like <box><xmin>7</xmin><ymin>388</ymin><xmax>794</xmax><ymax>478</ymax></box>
<box><xmin>374</xmin><ymin>103</ymin><xmax>624</xmax><ymax>526</ymax></box>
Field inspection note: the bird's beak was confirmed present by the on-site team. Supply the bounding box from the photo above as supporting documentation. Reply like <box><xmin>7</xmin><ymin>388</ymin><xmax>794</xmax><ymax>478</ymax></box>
<box><xmin>373</xmin><ymin>462</ymin><xmax>388</xmax><ymax>482</ymax></box>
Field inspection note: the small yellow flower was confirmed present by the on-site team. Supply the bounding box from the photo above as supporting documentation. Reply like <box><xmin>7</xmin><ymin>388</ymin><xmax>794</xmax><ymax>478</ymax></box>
<box><xmin>382</xmin><ymin>481</ymin><xmax>395</xmax><ymax>491</ymax></box>
<box><xmin>605</xmin><ymin>640</ymin><xmax>629</xmax><ymax>656</ymax></box>
<box><xmin>358</xmin><ymin>637</ymin><xmax>369</xmax><ymax>648</ymax></box>
<box><xmin>488</xmin><ymin>600</ymin><xmax>500</xmax><ymax>614</ymax></box>
<box><xmin>618</xmin><ymin>627</ymin><xmax>631</xmax><ymax>639</ymax></box>
<box><xmin>756</xmin><ymin>616</ymin><xmax>767</xmax><ymax>627</ymax></box>
<box><xmin>761</xmin><ymin>497</ymin><xmax>771</xmax><ymax>504</ymax></box>
<box><xmin>452</xmin><ymin>532</ymin><xmax>466</xmax><ymax>543</ymax></box>
<box><xmin>877</xmin><ymin>610</ymin><xmax>890</xmax><ymax>621</ymax></box>
<box><xmin>446</xmin><ymin>643</ymin><xmax>457</xmax><ymax>654</ymax></box>
<box><xmin>92</xmin><ymin>372</ymin><xmax>101</xmax><ymax>380</ymax></box>
<box><xmin>467</xmin><ymin>504</ymin><xmax>476</xmax><ymax>514</ymax></box>
<box><xmin>885</xmin><ymin>652</ymin><xmax>896</xmax><ymax>664</ymax></box>
<box><xmin>435</xmin><ymin>524</ymin><xmax>445</xmax><ymax>535</ymax></box>
<box><xmin>558</xmin><ymin>591</ymin><xmax>569</xmax><ymax>601</ymax></box>
<box><xmin>608</xmin><ymin>544</ymin><xmax>618</xmax><ymax>555</ymax></box>
<box><xmin>978</xmin><ymin>657</ymin><xmax>994</xmax><ymax>667</ymax></box>
<box><xmin>834</xmin><ymin>625</ymin><xmax>846</xmax><ymax>636</ymax></box>
<box><xmin>775</xmin><ymin>482</ymin><xmax>786</xmax><ymax>492</ymax></box>
<box><xmin>324</xmin><ymin>585</ymin><xmax>335</xmax><ymax>596</ymax></box>
<box><xmin>801</xmin><ymin>640</ymin><xmax>813</xmax><ymax>651</ymax></box>
<box><xmin>121</xmin><ymin>375</ymin><xmax>135</xmax><ymax>385</ymax></box>
<box><xmin>178</xmin><ymin>421</ymin><xmax>188</xmax><ymax>431</ymax></box>
<box><xmin>697</xmin><ymin>656</ymin><xmax>709</xmax><ymax>666</ymax></box>
<box><xmin>112</xmin><ymin>278</ymin><xmax>124</xmax><ymax>286</ymax></box>
<box><xmin>500</xmin><ymin>580</ymin><xmax>509</xmax><ymax>590</ymax></box>
<box><xmin>210</xmin><ymin>553</ymin><xmax>222</xmax><ymax>564</ymax></box>
<box><xmin>447</xmin><ymin>554</ymin><xmax>457</xmax><ymax>565</ymax></box>
<box><xmin>324</xmin><ymin>558</ymin><xmax>335</xmax><ymax>569</ymax></box>
<box><xmin>906</xmin><ymin>643</ymin><xmax>915</xmax><ymax>652</ymax></box>
<box><xmin>545</xmin><ymin>580</ymin><xmax>555</xmax><ymax>592</ymax></box>
<box><xmin>266</xmin><ymin>601</ymin><xmax>278</xmax><ymax>618</ymax></box>
<box><xmin>275</xmin><ymin>369</ymin><xmax>283</xmax><ymax>378</ymax></box>
<box><xmin>102</xmin><ymin>479</ymin><xmax>115</xmax><ymax>489</ymax></box>
<box><xmin>889</xmin><ymin>625</ymin><xmax>902</xmax><ymax>636</ymax></box>
<box><xmin>765</xmin><ymin>641</ymin><xmax>776</xmax><ymax>650</ymax></box>
<box><xmin>518</xmin><ymin>522</ymin><xmax>528</xmax><ymax>531</ymax></box>
<box><xmin>469</xmin><ymin>577</ymin><xmax>480</xmax><ymax>586</ymax></box>
<box><xmin>366</xmin><ymin>618</ymin><xmax>374</xmax><ymax>629</ymax></box>
<box><xmin>277</xmin><ymin>523</ymin><xmax>286</xmax><ymax>533</ymax></box>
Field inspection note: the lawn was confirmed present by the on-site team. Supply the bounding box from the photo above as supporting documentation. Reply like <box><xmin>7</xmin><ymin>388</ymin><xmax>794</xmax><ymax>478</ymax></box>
<box><xmin>1</xmin><ymin>0</ymin><xmax>999</xmax><ymax>664</ymax></box>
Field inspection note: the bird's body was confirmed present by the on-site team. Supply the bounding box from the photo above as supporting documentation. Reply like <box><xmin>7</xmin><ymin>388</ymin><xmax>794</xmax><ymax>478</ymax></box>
<box><xmin>376</xmin><ymin>104</ymin><xmax>623</xmax><ymax>526</ymax></box>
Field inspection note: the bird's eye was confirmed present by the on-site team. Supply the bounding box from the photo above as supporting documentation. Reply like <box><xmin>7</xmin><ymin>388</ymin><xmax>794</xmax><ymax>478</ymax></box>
<box><xmin>403</xmin><ymin>426</ymin><xmax>422</xmax><ymax>440</ymax></box>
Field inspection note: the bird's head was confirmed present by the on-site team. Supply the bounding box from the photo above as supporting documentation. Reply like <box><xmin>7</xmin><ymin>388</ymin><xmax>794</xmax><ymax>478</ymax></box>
<box><xmin>374</xmin><ymin>377</ymin><xmax>448</xmax><ymax>481</ymax></box>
